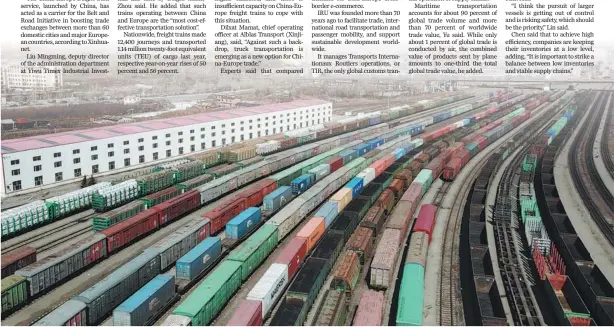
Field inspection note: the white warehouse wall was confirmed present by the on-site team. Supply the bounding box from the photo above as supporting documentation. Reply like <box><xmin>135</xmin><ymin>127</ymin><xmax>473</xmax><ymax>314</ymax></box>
<box><xmin>1</xmin><ymin>102</ymin><xmax>333</xmax><ymax>195</ymax></box>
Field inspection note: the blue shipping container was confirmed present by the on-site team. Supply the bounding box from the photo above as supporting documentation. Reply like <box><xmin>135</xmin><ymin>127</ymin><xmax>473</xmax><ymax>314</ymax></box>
<box><xmin>465</xmin><ymin>142</ymin><xmax>478</xmax><ymax>154</ymax></box>
<box><xmin>339</xmin><ymin>149</ymin><xmax>359</xmax><ymax>165</ymax></box>
<box><xmin>291</xmin><ymin>174</ymin><xmax>314</xmax><ymax>194</ymax></box>
<box><xmin>394</xmin><ymin>148</ymin><xmax>406</xmax><ymax>160</ymax></box>
<box><xmin>346</xmin><ymin>177</ymin><xmax>364</xmax><ymax>198</ymax></box>
<box><xmin>176</xmin><ymin>237</ymin><xmax>222</xmax><ymax>281</ymax></box>
<box><xmin>315</xmin><ymin>202</ymin><xmax>339</xmax><ymax>228</ymax></box>
<box><xmin>367</xmin><ymin>138</ymin><xmax>384</xmax><ymax>150</ymax></box>
<box><xmin>226</xmin><ymin>207</ymin><xmax>261</xmax><ymax>240</ymax></box>
<box><xmin>463</xmin><ymin>118</ymin><xmax>471</xmax><ymax>126</ymax></box>
<box><xmin>354</xmin><ymin>144</ymin><xmax>371</xmax><ymax>156</ymax></box>
<box><xmin>263</xmin><ymin>186</ymin><xmax>293</xmax><ymax>212</ymax></box>
<box><xmin>113</xmin><ymin>274</ymin><xmax>176</xmax><ymax>326</ymax></box>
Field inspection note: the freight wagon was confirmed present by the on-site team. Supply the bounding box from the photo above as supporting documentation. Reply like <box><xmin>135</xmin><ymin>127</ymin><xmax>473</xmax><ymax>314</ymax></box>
<box><xmin>353</xmin><ymin>290</ymin><xmax>385</xmax><ymax>326</ymax></box>
<box><xmin>73</xmin><ymin>251</ymin><xmax>161</xmax><ymax>325</ymax></box>
<box><xmin>1</xmin><ymin>247</ymin><xmax>36</xmax><ymax>278</ymax></box>
<box><xmin>113</xmin><ymin>274</ymin><xmax>177</xmax><ymax>326</ymax></box>
<box><xmin>315</xmin><ymin>290</ymin><xmax>348</xmax><ymax>326</ymax></box>
<box><xmin>1</xmin><ymin>275</ymin><xmax>28</xmax><ymax>315</ymax></box>
<box><xmin>32</xmin><ymin>300</ymin><xmax>87</xmax><ymax>326</ymax></box>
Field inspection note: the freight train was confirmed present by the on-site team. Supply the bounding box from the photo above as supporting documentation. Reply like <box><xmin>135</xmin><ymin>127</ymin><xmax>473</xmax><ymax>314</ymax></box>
<box><xmin>218</xmin><ymin>93</ymin><xmax>541</xmax><ymax>326</ymax></box>
<box><xmin>3</xmin><ymin>91</ymin><xmax>508</xmax><ymax>322</ymax></box>
<box><xmin>2</xmin><ymin>93</ymin><xmax>481</xmax><ymax>239</ymax></box>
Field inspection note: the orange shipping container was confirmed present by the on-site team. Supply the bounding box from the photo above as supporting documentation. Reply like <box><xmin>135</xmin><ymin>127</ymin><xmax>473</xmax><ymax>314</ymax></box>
<box><xmin>330</xmin><ymin>188</ymin><xmax>353</xmax><ymax>212</ymax></box>
<box><xmin>296</xmin><ymin>217</ymin><xmax>326</xmax><ymax>252</ymax></box>
<box><xmin>370</xmin><ymin>160</ymin><xmax>386</xmax><ymax>176</ymax></box>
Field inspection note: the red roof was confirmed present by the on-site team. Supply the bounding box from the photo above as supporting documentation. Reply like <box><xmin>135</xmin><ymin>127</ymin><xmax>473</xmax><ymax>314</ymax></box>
<box><xmin>1</xmin><ymin>99</ymin><xmax>329</xmax><ymax>153</ymax></box>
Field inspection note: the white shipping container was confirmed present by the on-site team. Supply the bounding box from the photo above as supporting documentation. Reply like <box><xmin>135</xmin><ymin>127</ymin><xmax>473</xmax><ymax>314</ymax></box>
<box><xmin>161</xmin><ymin>315</ymin><xmax>191</xmax><ymax>326</ymax></box>
<box><xmin>247</xmin><ymin>263</ymin><xmax>289</xmax><ymax>318</ymax></box>
<box><xmin>370</xmin><ymin>228</ymin><xmax>401</xmax><ymax>289</ymax></box>
<box><xmin>266</xmin><ymin>198</ymin><xmax>306</xmax><ymax>240</ymax></box>
<box><xmin>357</xmin><ymin>168</ymin><xmax>376</xmax><ymax>186</ymax></box>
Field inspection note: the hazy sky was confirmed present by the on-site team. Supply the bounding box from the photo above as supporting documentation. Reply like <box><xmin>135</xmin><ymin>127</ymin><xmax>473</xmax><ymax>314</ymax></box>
<box><xmin>1</xmin><ymin>0</ymin><xmax>612</xmax><ymax>61</ymax></box>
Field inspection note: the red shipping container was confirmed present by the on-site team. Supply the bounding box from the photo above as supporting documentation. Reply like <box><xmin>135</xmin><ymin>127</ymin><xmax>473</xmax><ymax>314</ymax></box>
<box><xmin>156</xmin><ymin>190</ymin><xmax>201</xmax><ymax>225</ymax></box>
<box><xmin>275</xmin><ymin>237</ymin><xmax>308</xmax><ymax>279</ymax></box>
<box><xmin>383</xmin><ymin>154</ymin><xmax>396</xmax><ymax>168</ymax></box>
<box><xmin>387</xmin><ymin>179</ymin><xmax>405</xmax><ymax>200</ymax></box>
<box><xmin>243</xmin><ymin>178</ymin><xmax>277</xmax><ymax>207</ymax></box>
<box><xmin>442</xmin><ymin>158</ymin><xmax>463</xmax><ymax>181</ymax></box>
<box><xmin>370</xmin><ymin>160</ymin><xmax>386</xmax><ymax>176</ymax></box>
<box><xmin>101</xmin><ymin>208</ymin><xmax>160</xmax><ymax>253</ymax></box>
<box><xmin>204</xmin><ymin>197</ymin><xmax>246</xmax><ymax>234</ymax></box>
<box><xmin>425</xmin><ymin>158</ymin><xmax>444</xmax><ymax>179</ymax></box>
<box><xmin>328</xmin><ymin>157</ymin><xmax>343</xmax><ymax>173</ymax></box>
<box><xmin>414</xmin><ymin>204</ymin><xmax>437</xmax><ymax>242</ymax></box>
<box><xmin>422</xmin><ymin>132</ymin><xmax>435</xmax><ymax>142</ymax></box>
<box><xmin>475</xmin><ymin>136</ymin><xmax>488</xmax><ymax>150</ymax></box>
<box><xmin>227</xmin><ymin>299</ymin><xmax>263</xmax><ymax>326</ymax></box>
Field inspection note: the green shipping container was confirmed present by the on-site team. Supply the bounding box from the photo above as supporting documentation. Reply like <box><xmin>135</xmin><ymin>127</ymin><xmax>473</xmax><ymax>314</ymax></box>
<box><xmin>414</xmin><ymin>169</ymin><xmax>433</xmax><ymax>196</ymax></box>
<box><xmin>173</xmin><ymin>260</ymin><xmax>242</xmax><ymax>326</ymax></box>
<box><xmin>227</xmin><ymin>224</ymin><xmax>279</xmax><ymax>281</ymax></box>
<box><xmin>396</xmin><ymin>263</ymin><xmax>425</xmax><ymax>326</ymax></box>
<box><xmin>1</xmin><ymin>275</ymin><xmax>28</xmax><ymax>314</ymax></box>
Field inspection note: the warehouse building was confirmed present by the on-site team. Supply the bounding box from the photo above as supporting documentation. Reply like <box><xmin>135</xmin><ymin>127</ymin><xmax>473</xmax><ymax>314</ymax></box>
<box><xmin>1</xmin><ymin>99</ymin><xmax>332</xmax><ymax>194</ymax></box>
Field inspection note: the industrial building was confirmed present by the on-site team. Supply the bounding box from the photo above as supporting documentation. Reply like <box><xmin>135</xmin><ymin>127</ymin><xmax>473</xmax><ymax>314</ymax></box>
<box><xmin>0</xmin><ymin>99</ymin><xmax>332</xmax><ymax>194</ymax></box>
<box><xmin>1</xmin><ymin>64</ymin><xmax>63</xmax><ymax>91</ymax></box>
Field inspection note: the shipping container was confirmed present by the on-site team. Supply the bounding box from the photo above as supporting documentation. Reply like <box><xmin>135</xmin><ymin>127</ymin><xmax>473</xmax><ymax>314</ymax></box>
<box><xmin>263</xmin><ymin>186</ymin><xmax>294</xmax><ymax>213</ymax></box>
<box><xmin>308</xmin><ymin>164</ymin><xmax>331</xmax><ymax>182</ymax></box>
<box><xmin>32</xmin><ymin>299</ymin><xmax>87</xmax><ymax>326</ymax></box>
<box><xmin>226</xmin><ymin>207</ymin><xmax>262</xmax><ymax>240</ymax></box>
<box><xmin>16</xmin><ymin>234</ymin><xmax>107</xmax><ymax>297</ymax></box>
<box><xmin>275</xmin><ymin>237</ymin><xmax>308</xmax><ymax>279</ymax></box>
<box><xmin>405</xmin><ymin>231</ymin><xmax>429</xmax><ymax>267</ymax></box>
<box><xmin>346</xmin><ymin>177</ymin><xmax>364</xmax><ymax>198</ymax></box>
<box><xmin>396</xmin><ymin>262</ymin><xmax>425</xmax><ymax>326</ymax></box>
<box><xmin>414</xmin><ymin>204</ymin><xmax>437</xmax><ymax>242</ymax></box>
<box><xmin>1</xmin><ymin>247</ymin><xmax>36</xmax><ymax>278</ymax></box>
<box><xmin>287</xmin><ymin>257</ymin><xmax>330</xmax><ymax>308</ymax></box>
<box><xmin>328</xmin><ymin>157</ymin><xmax>344</xmax><ymax>172</ymax></box>
<box><xmin>348</xmin><ymin>227</ymin><xmax>374</xmax><ymax>265</ymax></box>
<box><xmin>331</xmin><ymin>251</ymin><xmax>361</xmax><ymax>292</ymax></box>
<box><xmin>227</xmin><ymin>224</ymin><xmax>279</xmax><ymax>281</ymax></box>
<box><xmin>247</xmin><ymin>263</ymin><xmax>289</xmax><ymax>318</ymax></box>
<box><xmin>1</xmin><ymin>275</ymin><xmax>28</xmax><ymax>314</ymax></box>
<box><xmin>113</xmin><ymin>274</ymin><xmax>176</xmax><ymax>326</ymax></box>
<box><xmin>356</xmin><ymin>168</ymin><xmax>376</xmax><ymax>185</ymax></box>
<box><xmin>353</xmin><ymin>290</ymin><xmax>384</xmax><ymax>326</ymax></box>
<box><xmin>370</xmin><ymin>228</ymin><xmax>401</xmax><ymax>289</ymax></box>
<box><xmin>176</xmin><ymin>237</ymin><xmax>222</xmax><ymax>281</ymax></box>
<box><xmin>330</xmin><ymin>188</ymin><xmax>353</xmax><ymax>213</ymax></box>
<box><xmin>360</xmin><ymin>205</ymin><xmax>386</xmax><ymax>236</ymax></box>
<box><xmin>315</xmin><ymin>201</ymin><xmax>339</xmax><ymax>228</ymax></box>
<box><xmin>173</xmin><ymin>260</ymin><xmax>242</xmax><ymax>326</ymax></box>
<box><xmin>296</xmin><ymin>218</ymin><xmax>326</xmax><ymax>252</ymax></box>
<box><xmin>144</xmin><ymin>219</ymin><xmax>210</xmax><ymax>271</ymax></box>
<box><xmin>413</xmin><ymin>170</ymin><xmax>433</xmax><ymax>196</ymax></box>
<box><xmin>291</xmin><ymin>174</ymin><xmax>315</xmax><ymax>195</ymax></box>
<box><xmin>226</xmin><ymin>300</ymin><xmax>262</xmax><ymax>326</ymax></box>
<box><xmin>74</xmin><ymin>250</ymin><xmax>161</xmax><ymax>325</ymax></box>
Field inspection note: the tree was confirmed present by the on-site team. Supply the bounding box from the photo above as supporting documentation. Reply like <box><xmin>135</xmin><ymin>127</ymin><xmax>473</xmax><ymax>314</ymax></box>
<box><xmin>88</xmin><ymin>175</ymin><xmax>96</xmax><ymax>186</ymax></box>
<box><xmin>80</xmin><ymin>175</ymin><xmax>87</xmax><ymax>188</ymax></box>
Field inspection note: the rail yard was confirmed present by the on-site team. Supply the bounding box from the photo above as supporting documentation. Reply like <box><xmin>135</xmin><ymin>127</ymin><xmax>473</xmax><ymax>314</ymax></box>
<box><xmin>1</xmin><ymin>85</ymin><xmax>613</xmax><ymax>327</ymax></box>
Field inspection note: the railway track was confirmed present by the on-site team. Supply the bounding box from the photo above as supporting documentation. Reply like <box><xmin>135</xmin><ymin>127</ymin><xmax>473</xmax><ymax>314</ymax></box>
<box><xmin>568</xmin><ymin>90</ymin><xmax>614</xmax><ymax>246</ymax></box>
<box><xmin>1</xmin><ymin>213</ymin><xmax>94</xmax><ymax>255</ymax></box>
<box><xmin>599</xmin><ymin>91</ymin><xmax>614</xmax><ymax>181</ymax></box>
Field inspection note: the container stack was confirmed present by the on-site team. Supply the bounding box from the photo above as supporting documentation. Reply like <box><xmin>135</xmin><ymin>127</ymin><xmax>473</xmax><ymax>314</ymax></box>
<box><xmin>2</xmin><ymin>200</ymin><xmax>50</xmax><ymax>237</ymax></box>
<box><xmin>92</xmin><ymin>180</ymin><xmax>139</xmax><ymax>212</ymax></box>
<box><xmin>46</xmin><ymin>182</ymin><xmax>112</xmax><ymax>218</ymax></box>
